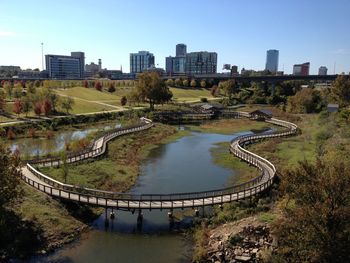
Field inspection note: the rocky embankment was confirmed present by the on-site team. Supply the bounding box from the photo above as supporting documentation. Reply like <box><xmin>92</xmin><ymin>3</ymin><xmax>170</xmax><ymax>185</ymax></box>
<box><xmin>206</xmin><ymin>217</ymin><xmax>275</xmax><ymax>262</ymax></box>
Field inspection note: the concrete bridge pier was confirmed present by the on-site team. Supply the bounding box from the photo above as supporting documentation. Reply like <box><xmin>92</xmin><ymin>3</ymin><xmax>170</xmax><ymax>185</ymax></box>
<box><xmin>137</xmin><ymin>210</ymin><xmax>143</xmax><ymax>224</ymax></box>
<box><xmin>104</xmin><ymin>208</ymin><xmax>109</xmax><ymax>229</ymax></box>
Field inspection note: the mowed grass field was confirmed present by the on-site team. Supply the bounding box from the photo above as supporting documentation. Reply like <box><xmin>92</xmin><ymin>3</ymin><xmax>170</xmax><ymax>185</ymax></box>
<box><xmin>169</xmin><ymin>87</ymin><xmax>213</xmax><ymax>102</ymax></box>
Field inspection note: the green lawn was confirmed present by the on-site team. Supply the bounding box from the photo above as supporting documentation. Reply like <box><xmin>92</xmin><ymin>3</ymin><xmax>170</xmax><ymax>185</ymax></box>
<box><xmin>69</xmin><ymin>99</ymin><xmax>117</xmax><ymax>114</ymax></box>
<box><xmin>56</xmin><ymin>87</ymin><xmax>122</xmax><ymax>101</ymax></box>
<box><xmin>170</xmin><ymin>87</ymin><xmax>212</xmax><ymax>102</ymax></box>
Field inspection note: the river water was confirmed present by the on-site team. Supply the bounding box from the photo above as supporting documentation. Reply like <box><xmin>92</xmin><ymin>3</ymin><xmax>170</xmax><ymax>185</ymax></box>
<box><xmin>20</xmin><ymin>122</ymin><xmax>258</xmax><ymax>263</ymax></box>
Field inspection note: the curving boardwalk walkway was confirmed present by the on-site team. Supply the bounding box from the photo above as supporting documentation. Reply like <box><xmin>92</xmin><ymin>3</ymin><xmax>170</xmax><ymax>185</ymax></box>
<box><xmin>20</xmin><ymin>113</ymin><xmax>298</xmax><ymax>210</ymax></box>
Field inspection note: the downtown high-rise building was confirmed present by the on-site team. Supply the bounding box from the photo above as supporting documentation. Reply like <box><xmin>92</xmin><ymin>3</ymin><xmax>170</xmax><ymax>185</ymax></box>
<box><xmin>45</xmin><ymin>51</ymin><xmax>85</xmax><ymax>79</ymax></box>
<box><xmin>166</xmin><ymin>44</ymin><xmax>187</xmax><ymax>75</ymax></box>
<box><xmin>176</xmin><ymin>43</ymin><xmax>187</xmax><ymax>57</ymax></box>
<box><xmin>130</xmin><ymin>51</ymin><xmax>155</xmax><ymax>73</ymax></box>
<box><xmin>185</xmin><ymin>51</ymin><xmax>217</xmax><ymax>75</ymax></box>
<box><xmin>318</xmin><ymin>66</ymin><xmax>328</xmax><ymax>75</ymax></box>
<box><xmin>265</xmin><ymin>49</ymin><xmax>279</xmax><ymax>73</ymax></box>
<box><xmin>293</xmin><ymin>62</ymin><xmax>310</xmax><ymax>76</ymax></box>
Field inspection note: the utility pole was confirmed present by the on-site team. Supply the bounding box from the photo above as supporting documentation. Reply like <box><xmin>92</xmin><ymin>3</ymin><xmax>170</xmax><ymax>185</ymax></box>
<box><xmin>41</xmin><ymin>42</ymin><xmax>44</xmax><ymax>71</ymax></box>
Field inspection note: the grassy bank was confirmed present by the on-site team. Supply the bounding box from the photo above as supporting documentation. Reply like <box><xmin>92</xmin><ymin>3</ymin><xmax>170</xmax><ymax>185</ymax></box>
<box><xmin>40</xmin><ymin>123</ymin><xmax>189</xmax><ymax>192</ymax></box>
<box><xmin>188</xmin><ymin>118</ymin><xmax>271</xmax><ymax>135</ymax></box>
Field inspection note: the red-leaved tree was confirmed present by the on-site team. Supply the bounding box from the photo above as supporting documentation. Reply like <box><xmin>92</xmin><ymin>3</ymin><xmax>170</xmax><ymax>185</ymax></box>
<box><xmin>13</xmin><ymin>99</ymin><xmax>23</xmax><ymax>116</ymax></box>
<box><xmin>83</xmin><ymin>80</ymin><xmax>88</xmax><ymax>88</ymax></box>
<box><xmin>34</xmin><ymin>101</ymin><xmax>42</xmax><ymax>116</ymax></box>
<box><xmin>41</xmin><ymin>99</ymin><xmax>52</xmax><ymax>116</ymax></box>
<box><xmin>95</xmin><ymin>81</ymin><xmax>102</xmax><ymax>91</ymax></box>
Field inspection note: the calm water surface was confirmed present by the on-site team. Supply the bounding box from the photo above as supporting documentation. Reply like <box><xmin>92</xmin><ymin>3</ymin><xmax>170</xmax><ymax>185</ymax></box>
<box><xmin>24</xmin><ymin>124</ymin><xmax>261</xmax><ymax>263</ymax></box>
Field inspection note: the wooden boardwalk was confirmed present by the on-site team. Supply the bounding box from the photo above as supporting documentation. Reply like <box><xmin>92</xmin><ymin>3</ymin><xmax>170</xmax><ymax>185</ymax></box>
<box><xmin>20</xmin><ymin>113</ymin><xmax>298</xmax><ymax>210</ymax></box>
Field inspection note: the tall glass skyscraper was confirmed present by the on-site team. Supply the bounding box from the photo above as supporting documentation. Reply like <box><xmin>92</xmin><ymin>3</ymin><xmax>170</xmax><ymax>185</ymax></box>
<box><xmin>265</xmin><ymin>49</ymin><xmax>279</xmax><ymax>73</ymax></box>
<box><xmin>130</xmin><ymin>51</ymin><xmax>155</xmax><ymax>73</ymax></box>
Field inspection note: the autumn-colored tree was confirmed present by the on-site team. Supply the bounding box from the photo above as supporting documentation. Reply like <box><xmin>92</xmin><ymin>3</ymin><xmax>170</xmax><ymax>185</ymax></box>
<box><xmin>120</xmin><ymin>96</ymin><xmax>127</xmax><ymax>106</ymax></box>
<box><xmin>287</xmin><ymin>88</ymin><xmax>322</xmax><ymax>113</ymax></box>
<box><xmin>134</xmin><ymin>71</ymin><xmax>173</xmax><ymax>110</ymax></box>
<box><xmin>83</xmin><ymin>80</ymin><xmax>89</xmax><ymax>88</ymax></box>
<box><xmin>34</xmin><ymin>101</ymin><xmax>42</xmax><ymax>116</ymax></box>
<box><xmin>108</xmin><ymin>82</ymin><xmax>116</xmax><ymax>93</ymax></box>
<box><xmin>27</xmin><ymin>127</ymin><xmax>36</xmax><ymax>138</ymax></box>
<box><xmin>200</xmin><ymin>80</ymin><xmax>206</xmax><ymax>88</ymax></box>
<box><xmin>13</xmin><ymin>99</ymin><xmax>23</xmax><ymax>116</ymax></box>
<box><xmin>174</xmin><ymin>78</ymin><xmax>182</xmax><ymax>87</ymax></box>
<box><xmin>210</xmin><ymin>85</ymin><xmax>219</xmax><ymax>97</ymax></box>
<box><xmin>274</xmin><ymin>155</ymin><xmax>350</xmax><ymax>263</ymax></box>
<box><xmin>182</xmin><ymin>79</ymin><xmax>189</xmax><ymax>87</ymax></box>
<box><xmin>95</xmin><ymin>81</ymin><xmax>102</xmax><ymax>91</ymax></box>
<box><xmin>46</xmin><ymin>130</ymin><xmax>54</xmax><ymax>139</ymax></box>
<box><xmin>166</xmin><ymin>79</ymin><xmax>174</xmax><ymax>86</ymax></box>
<box><xmin>190</xmin><ymin>79</ymin><xmax>197</xmax><ymax>88</ymax></box>
<box><xmin>331</xmin><ymin>75</ymin><xmax>350</xmax><ymax>107</ymax></box>
<box><xmin>7</xmin><ymin>128</ymin><xmax>16</xmax><ymax>140</ymax></box>
<box><xmin>41</xmin><ymin>98</ymin><xmax>52</xmax><ymax>116</ymax></box>
<box><xmin>0</xmin><ymin>143</ymin><xmax>22</xmax><ymax>209</ymax></box>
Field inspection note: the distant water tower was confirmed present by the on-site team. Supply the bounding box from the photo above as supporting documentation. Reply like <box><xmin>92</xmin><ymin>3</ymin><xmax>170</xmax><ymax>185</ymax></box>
<box><xmin>98</xmin><ymin>59</ymin><xmax>102</xmax><ymax>70</ymax></box>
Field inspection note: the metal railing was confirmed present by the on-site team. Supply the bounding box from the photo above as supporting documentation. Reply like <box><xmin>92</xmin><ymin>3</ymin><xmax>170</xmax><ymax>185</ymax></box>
<box><xmin>21</xmin><ymin>113</ymin><xmax>298</xmax><ymax>209</ymax></box>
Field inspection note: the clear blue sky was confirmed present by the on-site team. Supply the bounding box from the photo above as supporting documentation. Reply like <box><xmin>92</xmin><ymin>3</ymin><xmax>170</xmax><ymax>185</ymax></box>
<box><xmin>1</xmin><ymin>0</ymin><xmax>350</xmax><ymax>74</ymax></box>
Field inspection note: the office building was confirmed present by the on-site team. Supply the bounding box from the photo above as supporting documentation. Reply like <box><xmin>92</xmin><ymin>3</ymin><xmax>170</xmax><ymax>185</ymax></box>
<box><xmin>231</xmin><ymin>65</ymin><xmax>238</xmax><ymax>75</ymax></box>
<box><xmin>185</xmin><ymin>51</ymin><xmax>217</xmax><ymax>75</ymax></box>
<box><xmin>318</xmin><ymin>66</ymin><xmax>328</xmax><ymax>75</ymax></box>
<box><xmin>130</xmin><ymin>51</ymin><xmax>155</xmax><ymax>73</ymax></box>
<box><xmin>265</xmin><ymin>49</ymin><xmax>279</xmax><ymax>73</ymax></box>
<box><xmin>166</xmin><ymin>44</ymin><xmax>187</xmax><ymax>75</ymax></box>
<box><xmin>293</xmin><ymin>62</ymin><xmax>310</xmax><ymax>76</ymax></box>
<box><xmin>71</xmin><ymin>52</ymin><xmax>85</xmax><ymax>78</ymax></box>
<box><xmin>176</xmin><ymin>43</ymin><xmax>187</xmax><ymax>57</ymax></box>
<box><xmin>45</xmin><ymin>52</ymin><xmax>85</xmax><ymax>79</ymax></box>
<box><xmin>165</xmin><ymin>56</ymin><xmax>186</xmax><ymax>75</ymax></box>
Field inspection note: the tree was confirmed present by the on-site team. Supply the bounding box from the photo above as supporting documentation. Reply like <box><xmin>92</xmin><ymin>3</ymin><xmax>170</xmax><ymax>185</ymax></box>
<box><xmin>175</xmin><ymin>78</ymin><xmax>182</xmax><ymax>87</ymax></box>
<box><xmin>210</xmin><ymin>85</ymin><xmax>219</xmax><ymax>97</ymax></box>
<box><xmin>134</xmin><ymin>71</ymin><xmax>173</xmax><ymax>110</ymax></box>
<box><xmin>13</xmin><ymin>99</ymin><xmax>23</xmax><ymax>116</ymax></box>
<box><xmin>83</xmin><ymin>80</ymin><xmax>89</xmax><ymax>88</ymax></box>
<box><xmin>219</xmin><ymin>79</ymin><xmax>237</xmax><ymax>100</ymax></box>
<box><xmin>34</xmin><ymin>101</ymin><xmax>42</xmax><ymax>116</ymax></box>
<box><xmin>200</xmin><ymin>80</ymin><xmax>206</xmax><ymax>88</ymax></box>
<box><xmin>41</xmin><ymin>98</ymin><xmax>52</xmax><ymax>116</ymax></box>
<box><xmin>0</xmin><ymin>143</ymin><xmax>22</xmax><ymax>210</ymax></box>
<box><xmin>183</xmin><ymin>79</ymin><xmax>189</xmax><ymax>87</ymax></box>
<box><xmin>95</xmin><ymin>81</ymin><xmax>102</xmax><ymax>91</ymax></box>
<box><xmin>22</xmin><ymin>96</ymin><xmax>32</xmax><ymax>117</ymax></box>
<box><xmin>108</xmin><ymin>82</ymin><xmax>116</xmax><ymax>93</ymax></box>
<box><xmin>274</xmin><ymin>156</ymin><xmax>350</xmax><ymax>262</ymax></box>
<box><xmin>190</xmin><ymin>79</ymin><xmax>197</xmax><ymax>88</ymax></box>
<box><xmin>0</xmin><ymin>95</ymin><xmax>5</xmax><ymax>112</ymax></box>
<box><xmin>3</xmin><ymin>81</ymin><xmax>13</xmax><ymax>98</ymax></box>
<box><xmin>34</xmin><ymin>80</ymin><xmax>41</xmax><ymax>88</ymax></box>
<box><xmin>166</xmin><ymin>79</ymin><xmax>174</xmax><ymax>87</ymax></box>
<box><xmin>287</xmin><ymin>88</ymin><xmax>322</xmax><ymax>113</ymax></box>
<box><xmin>13</xmin><ymin>85</ymin><xmax>22</xmax><ymax>99</ymax></box>
<box><xmin>60</xmin><ymin>97</ymin><xmax>74</xmax><ymax>114</ymax></box>
<box><xmin>331</xmin><ymin>75</ymin><xmax>350</xmax><ymax>107</ymax></box>
<box><xmin>48</xmin><ymin>92</ymin><xmax>59</xmax><ymax>112</ymax></box>
<box><xmin>120</xmin><ymin>96</ymin><xmax>127</xmax><ymax>106</ymax></box>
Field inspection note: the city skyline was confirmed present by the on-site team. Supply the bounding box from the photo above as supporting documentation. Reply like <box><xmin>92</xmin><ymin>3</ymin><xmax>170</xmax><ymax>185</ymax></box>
<box><xmin>1</xmin><ymin>0</ymin><xmax>350</xmax><ymax>74</ymax></box>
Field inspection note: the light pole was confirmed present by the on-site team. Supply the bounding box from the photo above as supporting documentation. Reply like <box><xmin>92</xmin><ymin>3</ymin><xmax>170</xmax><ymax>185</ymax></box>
<box><xmin>41</xmin><ymin>42</ymin><xmax>44</xmax><ymax>71</ymax></box>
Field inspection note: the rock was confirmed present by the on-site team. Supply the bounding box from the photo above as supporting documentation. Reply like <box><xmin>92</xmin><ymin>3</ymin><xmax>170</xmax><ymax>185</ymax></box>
<box><xmin>252</xmin><ymin>248</ymin><xmax>259</xmax><ymax>254</ymax></box>
<box><xmin>41</xmin><ymin>250</ymin><xmax>47</xmax><ymax>255</ymax></box>
<box><xmin>235</xmin><ymin>255</ymin><xmax>251</xmax><ymax>262</ymax></box>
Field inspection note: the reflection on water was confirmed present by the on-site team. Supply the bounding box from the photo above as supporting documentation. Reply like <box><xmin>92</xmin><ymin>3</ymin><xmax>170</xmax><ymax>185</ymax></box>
<box><xmin>25</xmin><ymin>125</ymin><xmax>275</xmax><ymax>263</ymax></box>
<box><xmin>9</xmin><ymin>123</ymin><xmax>121</xmax><ymax>157</ymax></box>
